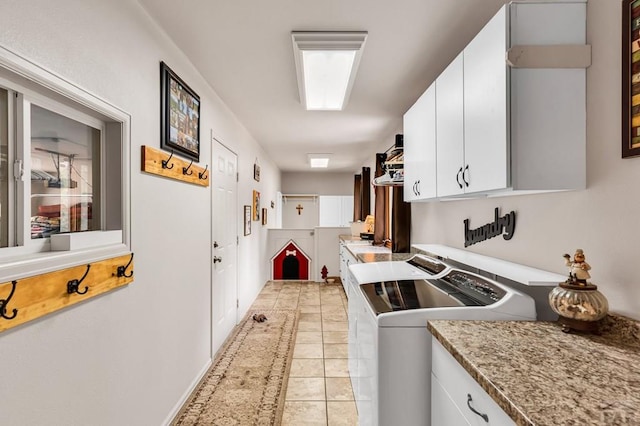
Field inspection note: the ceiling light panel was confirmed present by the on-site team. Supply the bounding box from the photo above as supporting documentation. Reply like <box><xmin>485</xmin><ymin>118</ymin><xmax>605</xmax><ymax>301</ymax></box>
<box><xmin>308</xmin><ymin>153</ymin><xmax>331</xmax><ymax>168</ymax></box>
<box><xmin>292</xmin><ymin>31</ymin><xmax>367</xmax><ymax>111</ymax></box>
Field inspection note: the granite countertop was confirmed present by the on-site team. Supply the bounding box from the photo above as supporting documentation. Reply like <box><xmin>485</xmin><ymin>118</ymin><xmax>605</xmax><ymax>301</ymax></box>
<box><xmin>357</xmin><ymin>252</ymin><xmax>413</xmax><ymax>263</ymax></box>
<box><xmin>427</xmin><ymin>316</ymin><xmax>640</xmax><ymax>425</ymax></box>
<box><xmin>339</xmin><ymin>234</ymin><xmax>365</xmax><ymax>243</ymax></box>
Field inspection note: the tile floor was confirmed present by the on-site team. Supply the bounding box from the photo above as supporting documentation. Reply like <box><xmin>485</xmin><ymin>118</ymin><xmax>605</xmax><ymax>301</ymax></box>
<box><xmin>250</xmin><ymin>281</ymin><xmax>358</xmax><ymax>426</ymax></box>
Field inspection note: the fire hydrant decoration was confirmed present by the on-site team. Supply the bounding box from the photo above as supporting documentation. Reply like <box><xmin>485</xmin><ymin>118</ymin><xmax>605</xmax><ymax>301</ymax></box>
<box><xmin>321</xmin><ymin>265</ymin><xmax>328</xmax><ymax>281</ymax></box>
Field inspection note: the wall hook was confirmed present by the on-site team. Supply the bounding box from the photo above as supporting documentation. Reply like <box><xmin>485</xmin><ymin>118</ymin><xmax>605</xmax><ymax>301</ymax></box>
<box><xmin>67</xmin><ymin>264</ymin><xmax>91</xmax><ymax>295</ymax></box>
<box><xmin>117</xmin><ymin>253</ymin><xmax>134</xmax><ymax>278</ymax></box>
<box><xmin>0</xmin><ymin>280</ymin><xmax>18</xmax><ymax>320</ymax></box>
<box><xmin>162</xmin><ymin>150</ymin><xmax>174</xmax><ymax>169</ymax></box>
<box><xmin>199</xmin><ymin>164</ymin><xmax>208</xmax><ymax>180</ymax></box>
<box><xmin>182</xmin><ymin>160</ymin><xmax>194</xmax><ymax>176</ymax></box>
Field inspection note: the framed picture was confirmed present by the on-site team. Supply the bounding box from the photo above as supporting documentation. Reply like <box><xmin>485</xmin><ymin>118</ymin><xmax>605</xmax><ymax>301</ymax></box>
<box><xmin>254</xmin><ymin>161</ymin><xmax>260</xmax><ymax>182</ymax></box>
<box><xmin>253</xmin><ymin>190</ymin><xmax>261</xmax><ymax>221</ymax></box>
<box><xmin>160</xmin><ymin>61</ymin><xmax>201</xmax><ymax>162</ymax></box>
<box><xmin>261</xmin><ymin>208</ymin><xmax>267</xmax><ymax>225</ymax></box>
<box><xmin>623</xmin><ymin>0</ymin><xmax>640</xmax><ymax>158</ymax></box>
<box><xmin>244</xmin><ymin>205</ymin><xmax>251</xmax><ymax>236</ymax></box>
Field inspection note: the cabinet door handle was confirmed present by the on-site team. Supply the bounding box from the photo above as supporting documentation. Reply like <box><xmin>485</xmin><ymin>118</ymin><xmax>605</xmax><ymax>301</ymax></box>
<box><xmin>467</xmin><ymin>394</ymin><xmax>489</xmax><ymax>423</ymax></box>
<box><xmin>416</xmin><ymin>180</ymin><xmax>420</xmax><ymax>196</ymax></box>
<box><xmin>456</xmin><ymin>167</ymin><xmax>463</xmax><ymax>189</ymax></box>
<box><xmin>463</xmin><ymin>165</ymin><xmax>470</xmax><ymax>187</ymax></box>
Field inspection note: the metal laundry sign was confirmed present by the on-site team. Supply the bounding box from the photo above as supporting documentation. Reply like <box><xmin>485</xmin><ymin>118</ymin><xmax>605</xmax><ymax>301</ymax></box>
<box><xmin>464</xmin><ymin>207</ymin><xmax>516</xmax><ymax>247</ymax></box>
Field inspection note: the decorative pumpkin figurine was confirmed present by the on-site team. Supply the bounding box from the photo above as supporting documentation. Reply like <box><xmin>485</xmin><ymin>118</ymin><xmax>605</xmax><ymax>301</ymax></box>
<box><xmin>549</xmin><ymin>249</ymin><xmax>609</xmax><ymax>333</ymax></box>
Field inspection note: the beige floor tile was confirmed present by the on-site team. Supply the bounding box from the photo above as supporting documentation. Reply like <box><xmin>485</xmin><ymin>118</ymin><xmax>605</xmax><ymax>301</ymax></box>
<box><xmin>282</xmin><ymin>401</ymin><xmax>327</xmax><ymax>426</ymax></box>
<box><xmin>323</xmin><ymin>331</ymin><xmax>348</xmax><ymax>344</ymax></box>
<box><xmin>299</xmin><ymin>297</ymin><xmax>321</xmax><ymax>306</ymax></box>
<box><xmin>289</xmin><ymin>358</ymin><xmax>325</xmax><ymax>377</ymax></box>
<box><xmin>322</xmin><ymin>313</ymin><xmax>348</xmax><ymax>322</ymax></box>
<box><xmin>296</xmin><ymin>331</ymin><xmax>323</xmax><ymax>344</ymax></box>
<box><xmin>275</xmin><ymin>300</ymin><xmax>300</xmax><ymax>309</ymax></box>
<box><xmin>323</xmin><ymin>343</ymin><xmax>348</xmax><ymax>358</ymax></box>
<box><xmin>300</xmin><ymin>305</ymin><xmax>322</xmax><ymax>313</ymax></box>
<box><xmin>324</xmin><ymin>358</ymin><xmax>349</xmax><ymax>377</ymax></box>
<box><xmin>298</xmin><ymin>321</ymin><xmax>323</xmax><ymax>331</ymax></box>
<box><xmin>294</xmin><ymin>343</ymin><xmax>324</xmax><ymax>358</ymax></box>
<box><xmin>300</xmin><ymin>313</ymin><xmax>322</xmax><ymax>322</ymax></box>
<box><xmin>322</xmin><ymin>321</ymin><xmax>348</xmax><ymax>332</ymax></box>
<box><xmin>321</xmin><ymin>305</ymin><xmax>346</xmax><ymax>313</ymax></box>
<box><xmin>325</xmin><ymin>377</ymin><xmax>354</xmax><ymax>401</ymax></box>
<box><xmin>285</xmin><ymin>377</ymin><xmax>326</xmax><ymax>401</ymax></box>
<box><xmin>327</xmin><ymin>401</ymin><xmax>358</xmax><ymax>425</ymax></box>
<box><xmin>321</xmin><ymin>297</ymin><xmax>344</xmax><ymax>306</ymax></box>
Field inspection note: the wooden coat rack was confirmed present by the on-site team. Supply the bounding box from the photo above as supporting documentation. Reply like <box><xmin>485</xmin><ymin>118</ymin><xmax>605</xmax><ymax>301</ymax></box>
<box><xmin>0</xmin><ymin>253</ymin><xmax>134</xmax><ymax>333</ymax></box>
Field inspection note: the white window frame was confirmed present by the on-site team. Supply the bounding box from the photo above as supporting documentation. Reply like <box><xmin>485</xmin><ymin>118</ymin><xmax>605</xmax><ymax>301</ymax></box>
<box><xmin>0</xmin><ymin>45</ymin><xmax>130</xmax><ymax>282</ymax></box>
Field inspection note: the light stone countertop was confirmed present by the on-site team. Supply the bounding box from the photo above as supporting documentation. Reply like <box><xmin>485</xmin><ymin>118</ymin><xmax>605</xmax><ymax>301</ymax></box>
<box><xmin>357</xmin><ymin>252</ymin><xmax>413</xmax><ymax>263</ymax></box>
<box><xmin>427</xmin><ymin>316</ymin><xmax>640</xmax><ymax>425</ymax></box>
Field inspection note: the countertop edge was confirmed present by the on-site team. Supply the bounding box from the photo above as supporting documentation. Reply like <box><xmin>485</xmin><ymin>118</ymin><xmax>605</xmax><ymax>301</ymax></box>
<box><xmin>427</xmin><ymin>321</ymin><xmax>535</xmax><ymax>426</ymax></box>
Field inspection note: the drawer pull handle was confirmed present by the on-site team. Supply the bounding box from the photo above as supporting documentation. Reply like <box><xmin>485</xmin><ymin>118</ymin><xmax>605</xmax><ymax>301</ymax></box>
<box><xmin>467</xmin><ymin>394</ymin><xmax>489</xmax><ymax>423</ymax></box>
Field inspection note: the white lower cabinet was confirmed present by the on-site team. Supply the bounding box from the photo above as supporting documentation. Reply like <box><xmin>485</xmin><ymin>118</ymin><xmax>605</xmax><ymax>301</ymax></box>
<box><xmin>431</xmin><ymin>337</ymin><xmax>515</xmax><ymax>426</ymax></box>
<box><xmin>339</xmin><ymin>242</ymin><xmax>358</xmax><ymax>295</ymax></box>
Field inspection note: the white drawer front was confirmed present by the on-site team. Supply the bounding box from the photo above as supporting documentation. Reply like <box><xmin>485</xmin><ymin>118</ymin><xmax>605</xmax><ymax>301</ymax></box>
<box><xmin>432</xmin><ymin>338</ymin><xmax>515</xmax><ymax>426</ymax></box>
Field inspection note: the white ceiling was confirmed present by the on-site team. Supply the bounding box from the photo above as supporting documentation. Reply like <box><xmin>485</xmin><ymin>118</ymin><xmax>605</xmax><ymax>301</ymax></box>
<box><xmin>138</xmin><ymin>0</ymin><xmax>507</xmax><ymax>172</ymax></box>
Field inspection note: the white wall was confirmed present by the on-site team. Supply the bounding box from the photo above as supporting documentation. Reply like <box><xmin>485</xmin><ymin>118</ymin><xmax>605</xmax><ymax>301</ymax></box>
<box><xmin>281</xmin><ymin>195</ymin><xmax>319</xmax><ymax>229</ymax></box>
<box><xmin>282</xmin><ymin>171</ymin><xmax>354</xmax><ymax>195</ymax></box>
<box><xmin>0</xmin><ymin>0</ymin><xmax>280</xmax><ymax>424</ymax></box>
<box><xmin>409</xmin><ymin>0</ymin><xmax>640</xmax><ymax>320</ymax></box>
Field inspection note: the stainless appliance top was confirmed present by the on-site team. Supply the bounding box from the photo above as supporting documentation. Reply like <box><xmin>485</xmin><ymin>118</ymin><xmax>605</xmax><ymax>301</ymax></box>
<box><xmin>360</xmin><ymin>269</ymin><xmax>508</xmax><ymax>316</ymax></box>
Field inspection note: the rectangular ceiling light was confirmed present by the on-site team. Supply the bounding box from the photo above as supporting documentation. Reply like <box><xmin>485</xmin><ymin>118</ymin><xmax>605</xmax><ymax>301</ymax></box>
<box><xmin>292</xmin><ymin>31</ymin><xmax>367</xmax><ymax>111</ymax></box>
<box><xmin>308</xmin><ymin>154</ymin><xmax>331</xmax><ymax>168</ymax></box>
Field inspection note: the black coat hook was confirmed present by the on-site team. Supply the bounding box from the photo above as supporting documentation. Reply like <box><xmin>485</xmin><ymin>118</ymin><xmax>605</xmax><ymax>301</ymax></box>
<box><xmin>199</xmin><ymin>164</ymin><xmax>208</xmax><ymax>180</ymax></box>
<box><xmin>0</xmin><ymin>280</ymin><xmax>18</xmax><ymax>320</ymax></box>
<box><xmin>67</xmin><ymin>264</ymin><xmax>91</xmax><ymax>295</ymax></box>
<box><xmin>162</xmin><ymin>150</ymin><xmax>174</xmax><ymax>169</ymax></box>
<box><xmin>183</xmin><ymin>160</ymin><xmax>193</xmax><ymax>176</ymax></box>
<box><xmin>117</xmin><ymin>253</ymin><xmax>134</xmax><ymax>278</ymax></box>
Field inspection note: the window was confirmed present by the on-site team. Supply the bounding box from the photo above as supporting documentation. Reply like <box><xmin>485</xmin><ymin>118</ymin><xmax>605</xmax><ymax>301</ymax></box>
<box><xmin>30</xmin><ymin>104</ymin><xmax>101</xmax><ymax>240</ymax></box>
<box><xmin>0</xmin><ymin>47</ymin><xmax>129</xmax><ymax>279</ymax></box>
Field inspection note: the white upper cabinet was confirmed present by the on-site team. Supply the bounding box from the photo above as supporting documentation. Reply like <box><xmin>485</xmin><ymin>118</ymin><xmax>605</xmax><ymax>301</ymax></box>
<box><xmin>403</xmin><ymin>82</ymin><xmax>437</xmax><ymax>201</ymax></box>
<box><xmin>435</xmin><ymin>53</ymin><xmax>465</xmax><ymax>197</ymax></box>
<box><xmin>463</xmin><ymin>5</ymin><xmax>509</xmax><ymax>195</ymax></box>
<box><xmin>402</xmin><ymin>0</ymin><xmax>587</xmax><ymax>201</ymax></box>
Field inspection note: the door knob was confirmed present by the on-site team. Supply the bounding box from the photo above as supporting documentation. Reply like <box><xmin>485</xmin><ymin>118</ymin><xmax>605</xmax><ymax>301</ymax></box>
<box><xmin>213</xmin><ymin>256</ymin><xmax>222</xmax><ymax>263</ymax></box>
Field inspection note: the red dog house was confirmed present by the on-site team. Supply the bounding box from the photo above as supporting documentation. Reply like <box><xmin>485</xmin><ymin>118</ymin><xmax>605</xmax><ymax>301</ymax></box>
<box><xmin>271</xmin><ymin>240</ymin><xmax>310</xmax><ymax>280</ymax></box>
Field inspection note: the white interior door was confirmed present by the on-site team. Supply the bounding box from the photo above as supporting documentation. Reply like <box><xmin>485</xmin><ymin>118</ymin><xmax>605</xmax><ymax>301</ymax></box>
<box><xmin>212</xmin><ymin>139</ymin><xmax>238</xmax><ymax>356</ymax></box>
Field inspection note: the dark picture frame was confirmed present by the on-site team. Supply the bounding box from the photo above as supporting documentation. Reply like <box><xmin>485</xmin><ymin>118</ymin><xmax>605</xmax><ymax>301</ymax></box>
<box><xmin>623</xmin><ymin>0</ymin><xmax>640</xmax><ymax>158</ymax></box>
<box><xmin>244</xmin><ymin>205</ymin><xmax>251</xmax><ymax>236</ymax></box>
<box><xmin>254</xmin><ymin>162</ymin><xmax>261</xmax><ymax>182</ymax></box>
<box><xmin>160</xmin><ymin>61</ymin><xmax>201</xmax><ymax>162</ymax></box>
<box><xmin>262</xmin><ymin>208</ymin><xmax>267</xmax><ymax>226</ymax></box>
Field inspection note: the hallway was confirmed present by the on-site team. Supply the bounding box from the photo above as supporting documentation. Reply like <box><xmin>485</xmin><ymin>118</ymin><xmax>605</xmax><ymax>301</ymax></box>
<box><xmin>250</xmin><ymin>281</ymin><xmax>358</xmax><ymax>425</ymax></box>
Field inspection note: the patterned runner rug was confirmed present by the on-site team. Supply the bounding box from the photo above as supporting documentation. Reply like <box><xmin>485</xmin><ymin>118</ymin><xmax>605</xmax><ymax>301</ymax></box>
<box><xmin>173</xmin><ymin>309</ymin><xmax>299</xmax><ymax>425</ymax></box>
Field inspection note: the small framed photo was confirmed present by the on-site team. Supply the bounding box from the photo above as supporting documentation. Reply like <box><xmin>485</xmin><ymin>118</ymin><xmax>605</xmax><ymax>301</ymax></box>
<box><xmin>160</xmin><ymin>61</ymin><xmax>200</xmax><ymax>162</ymax></box>
<box><xmin>253</xmin><ymin>190</ymin><xmax>261</xmax><ymax>221</ymax></box>
<box><xmin>261</xmin><ymin>208</ymin><xmax>267</xmax><ymax>225</ymax></box>
<box><xmin>244</xmin><ymin>205</ymin><xmax>251</xmax><ymax>236</ymax></box>
<box><xmin>254</xmin><ymin>162</ymin><xmax>260</xmax><ymax>182</ymax></box>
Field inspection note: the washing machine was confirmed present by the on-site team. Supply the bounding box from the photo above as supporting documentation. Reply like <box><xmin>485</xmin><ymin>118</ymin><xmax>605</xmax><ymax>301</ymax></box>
<box><xmin>347</xmin><ymin>254</ymin><xmax>536</xmax><ymax>426</ymax></box>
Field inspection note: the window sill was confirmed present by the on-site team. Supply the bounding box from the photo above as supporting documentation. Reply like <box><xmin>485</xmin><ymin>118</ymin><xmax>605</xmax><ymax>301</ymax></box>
<box><xmin>0</xmin><ymin>241</ymin><xmax>129</xmax><ymax>283</ymax></box>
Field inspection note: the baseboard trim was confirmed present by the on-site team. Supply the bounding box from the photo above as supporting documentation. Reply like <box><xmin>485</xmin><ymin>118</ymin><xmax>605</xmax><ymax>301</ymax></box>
<box><xmin>162</xmin><ymin>359</ymin><xmax>213</xmax><ymax>426</ymax></box>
